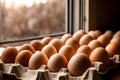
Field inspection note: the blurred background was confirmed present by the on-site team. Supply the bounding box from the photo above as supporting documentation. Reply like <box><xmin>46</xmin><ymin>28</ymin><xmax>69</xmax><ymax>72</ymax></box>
<box><xmin>0</xmin><ymin>0</ymin><xmax>66</xmax><ymax>41</ymax></box>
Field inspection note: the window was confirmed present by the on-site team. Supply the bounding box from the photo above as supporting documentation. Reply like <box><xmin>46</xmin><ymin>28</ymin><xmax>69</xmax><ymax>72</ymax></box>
<box><xmin>0</xmin><ymin>0</ymin><xmax>85</xmax><ymax>46</ymax></box>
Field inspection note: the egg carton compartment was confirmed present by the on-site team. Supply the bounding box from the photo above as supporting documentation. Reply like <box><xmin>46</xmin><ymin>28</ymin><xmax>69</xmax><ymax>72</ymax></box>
<box><xmin>0</xmin><ymin>54</ymin><xmax>120</xmax><ymax>80</ymax></box>
<box><xmin>0</xmin><ymin>61</ymin><xmax>102</xmax><ymax>80</ymax></box>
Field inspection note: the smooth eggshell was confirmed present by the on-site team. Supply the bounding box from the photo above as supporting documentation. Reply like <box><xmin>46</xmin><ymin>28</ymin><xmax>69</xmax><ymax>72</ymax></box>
<box><xmin>79</xmin><ymin>34</ymin><xmax>93</xmax><ymax>46</ymax></box>
<box><xmin>18</xmin><ymin>44</ymin><xmax>35</xmax><ymax>53</ymax></box>
<box><xmin>1</xmin><ymin>47</ymin><xmax>18</xmax><ymax>63</ymax></box>
<box><xmin>76</xmin><ymin>45</ymin><xmax>92</xmax><ymax>56</ymax></box>
<box><xmin>30</xmin><ymin>40</ymin><xmax>43</xmax><ymax>51</ymax></box>
<box><xmin>65</xmin><ymin>38</ymin><xmax>80</xmax><ymax>52</ymax></box>
<box><xmin>15</xmin><ymin>50</ymin><xmax>33</xmax><ymax>67</ymax></box>
<box><xmin>49</xmin><ymin>38</ymin><xmax>63</xmax><ymax>52</ymax></box>
<box><xmin>61</xmin><ymin>34</ymin><xmax>72</xmax><ymax>45</ymax></box>
<box><xmin>68</xmin><ymin>53</ymin><xmax>91</xmax><ymax>76</ymax></box>
<box><xmin>47</xmin><ymin>54</ymin><xmax>68</xmax><ymax>72</ymax></box>
<box><xmin>59</xmin><ymin>45</ymin><xmax>75</xmax><ymax>61</ymax></box>
<box><xmin>41</xmin><ymin>37</ymin><xmax>52</xmax><ymax>47</ymax></box>
<box><xmin>41</xmin><ymin>44</ymin><xmax>57</xmax><ymax>59</ymax></box>
<box><xmin>29</xmin><ymin>51</ymin><xmax>48</xmax><ymax>70</ymax></box>
<box><xmin>105</xmin><ymin>43</ymin><xmax>120</xmax><ymax>57</ymax></box>
<box><xmin>90</xmin><ymin>47</ymin><xmax>110</xmax><ymax>67</ymax></box>
<box><xmin>88</xmin><ymin>40</ymin><xmax>103</xmax><ymax>50</ymax></box>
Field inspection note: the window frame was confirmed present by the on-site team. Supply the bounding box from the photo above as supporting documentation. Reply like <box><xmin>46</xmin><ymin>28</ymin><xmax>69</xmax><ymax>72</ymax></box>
<box><xmin>0</xmin><ymin>0</ymin><xmax>86</xmax><ymax>46</ymax></box>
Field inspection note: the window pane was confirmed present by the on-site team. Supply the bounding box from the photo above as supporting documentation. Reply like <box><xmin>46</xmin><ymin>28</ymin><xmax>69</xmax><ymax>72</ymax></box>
<box><xmin>0</xmin><ymin>0</ymin><xmax>66</xmax><ymax>41</ymax></box>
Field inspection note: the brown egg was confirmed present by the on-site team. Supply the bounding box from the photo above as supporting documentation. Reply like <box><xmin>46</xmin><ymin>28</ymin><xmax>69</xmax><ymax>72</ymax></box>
<box><xmin>97</xmin><ymin>34</ymin><xmax>109</xmax><ymax>47</ymax></box>
<box><xmin>59</xmin><ymin>45</ymin><xmax>75</xmax><ymax>61</ymax></box>
<box><xmin>88</xmin><ymin>30</ymin><xmax>100</xmax><ymax>39</ymax></box>
<box><xmin>29</xmin><ymin>51</ymin><xmax>48</xmax><ymax>70</ymax></box>
<box><xmin>61</xmin><ymin>34</ymin><xmax>72</xmax><ymax>45</ymax></box>
<box><xmin>95</xmin><ymin>30</ymin><xmax>102</xmax><ymax>37</ymax></box>
<box><xmin>110</xmin><ymin>37</ymin><xmax>120</xmax><ymax>46</ymax></box>
<box><xmin>19</xmin><ymin>44</ymin><xmax>35</xmax><ymax>53</ymax></box>
<box><xmin>104</xmin><ymin>30</ymin><xmax>113</xmax><ymax>40</ymax></box>
<box><xmin>76</xmin><ymin>45</ymin><xmax>92</xmax><ymax>56</ymax></box>
<box><xmin>49</xmin><ymin>38</ymin><xmax>63</xmax><ymax>52</ymax></box>
<box><xmin>68</xmin><ymin>53</ymin><xmax>91</xmax><ymax>76</ymax></box>
<box><xmin>1</xmin><ymin>47</ymin><xmax>18</xmax><ymax>63</ymax></box>
<box><xmin>41</xmin><ymin>44</ymin><xmax>57</xmax><ymax>59</ymax></box>
<box><xmin>105</xmin><ymin>43</ymin><xmax>120</xmax><ymax>57</ymax></box>
<box><xmin>47</xmin><ymin>54</ymin><xmax>68</xmax><ymax>72</ymax></box>
<box><xmin>30</xmin><ymin>40</ymin><xmax>43</xmax><ymax>51</ymax></box>
<box><xmin>88</xmin><ymin>40</ymin><xmax>103</xmax><ymax>50</ymax></box>
<box><xmin>41</xmin><ymin>37</ymin><xmax>52</xmax><ymax>47</ymax></box>
<box><xmin>90</xmin><ymin>47</ymin><xmax>110</xmax><ymax>67</ymax></box>
<box><xmin>79</xmin><ymin>34</ymin><xmax>93</xmax><ymax>46</ymax></box>
<box><xmin>15</xmin><ymin>50</ymin><xmax>33</xmax><ymax>67</ymax></box>
<box><xmin>65</xmin><ymin>38</ymin><xmax>80</xmax><ymax>52</ymax></box>
<box><xmin>73</xmin><ymin>30</ymin><xmax>86</xmax><ymax>41</ymax></box>
<box><xmin>113</xmin><ymin>31</ymin><xmax>120</xmax><ymax>38</ymax></box>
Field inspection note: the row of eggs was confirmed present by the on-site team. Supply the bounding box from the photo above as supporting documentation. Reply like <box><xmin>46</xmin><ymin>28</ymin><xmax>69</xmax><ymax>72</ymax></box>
<box><xmin>0</xmin><ymin>30</ymin><xmax>120</xmax><ymax>76</ymax></box>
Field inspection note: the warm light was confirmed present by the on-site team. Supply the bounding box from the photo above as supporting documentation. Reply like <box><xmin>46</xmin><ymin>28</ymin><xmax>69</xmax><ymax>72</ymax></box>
<box><xmin>1</xmin><ymin>0</ymin><xmax>48</xmax><ymax>8</ymax></box>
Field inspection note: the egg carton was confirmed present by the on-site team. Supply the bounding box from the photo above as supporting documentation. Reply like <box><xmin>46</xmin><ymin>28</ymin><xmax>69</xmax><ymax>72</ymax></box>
<box><xmin>0</xmin><ymin>55</ymin><xmax>120</xmax><ymax>80</ymax></box>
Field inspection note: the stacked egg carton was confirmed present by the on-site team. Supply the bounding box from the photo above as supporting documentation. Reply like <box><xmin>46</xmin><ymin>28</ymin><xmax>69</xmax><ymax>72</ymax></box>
<box><xmin>0</xmin><ymin>30</ymin><xmax>120</xmax><ymax>80</ymax></box>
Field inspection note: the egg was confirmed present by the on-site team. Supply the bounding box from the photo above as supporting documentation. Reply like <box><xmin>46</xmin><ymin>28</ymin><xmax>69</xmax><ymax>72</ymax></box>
<box><xmin>65</xmin><ymin>38</ymin><xmax>80</xmax><ymax>52</ymax></box>
<box><xmin>110</xmin><ymin>36</ymin><xmax>120</xmax><ymax>46</ymax></box>
<box><xmin>61</xmin><ymin>34</ymin><xmax>72</xmax><ymax>45</ymax></box>
<box><xmin>76</xmin><ymin>45</ymin><xmax>92</xmax><ymax>56</ymax></box>
<box><xmin>1</xmin><ymin>47</ymin><xmax>18</xmax><ymax>63</ymax></box>
<box><xmin>113</xmin><ymin>31</ymin><xmax>120</xmax><ymax>38</ymax></box>
<box><xmin>49</xmin><ymin>38</ymin><xmax>63</xmax><ymax>52</ymax></box>
<box><xmin>105</xmin><ymin>43</ymin><xmax>120</xmax><ymax>57</ymax></box>
<box><xmin>97</xmin><ymin>34</ymin><xmax>109</xmax><ymax>47</ymax></box>
<box><xmin>90</xmin><ymin>47</ymin><xmax>110</xmax><ymax>67</ymax></box>
<box><xmin>41</xmin><ymin>37</ymin><xmax>52</xmax><ymax>47</ymax></box>
<box><xmin>73</xmin><ymin>30</ymin><xmax>86</xmax><ymax>41</ymax></box>
<box><xmin>18</xmin><ymin>44</ymin><xmax>35</xmax><ymax>53</ymax></box>
<box><xmin>59</xmin><ymin>45</ymin><xmax>75</xmax><ymax>61</ymax></box>
<box><xmin>29</xmin><ymin>51</ymin><xmax>48</xmax><ymax>70</ymax></box>
<box><xmin>79</xmin><ymin>34</ymin><xmax>93</xmax><ymax>46</ymax></box>
<box><xmin>68</xmin><ymin>53</ymin><xmax>91</xmax><ymax>76</ymax></box>
<box><xmin>41</xmin><ymin>44</ymin><xmax>57</xmax><ymax>59</ymax></box>
<box><xmin>104</xmin><ymin>30</ymin><xmax>113</xmax><ymax>40</ymax></box>
<box><xmin>15</xmin><ymin>50</ymin><xmax>33</xmax><ymax>67</ymax></box>
<box><xmin>94</xmin><ymin>30</ymin><xmax>102</xmax><ymax>37</ymax></box>
<box><xmin>88</xmin><ymin>30</ymin><xmax>101</xmax><ymax>39</ymax></box>
<box><xmin>88</xmin><ymin>40</ymin><xmax>103</xmax><ymax>50</ymax></box>
<box><xmin>47</xmin><ymin>54</ymin><xmax>68</xmax><ymax>72</ymax></box>
<box><xmin>30</xmin><ymin>40</ymin><xmax>43</xmax><ymax>51</ymax></box>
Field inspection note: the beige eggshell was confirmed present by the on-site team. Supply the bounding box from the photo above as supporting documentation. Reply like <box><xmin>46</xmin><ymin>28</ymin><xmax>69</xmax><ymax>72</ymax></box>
<box><xmin>105</xmin><ymin>43</ymin><xmax>120</xmax><ymax>57</ymax></box>
<box><xmin>76</xmin><ymin>45</ymin><xmax>92</xmax><ymax>56</ymax></box>
<box><xmin>30</xmin><ymin>40</ymin><xmax>43</xmax><ymax>51</ymax></box>
<box><xmin>29</xmin><ymin>51</ymin><xmax>48</xmax><ymax>70</ymax></box>
<box><xmin>65</xmin><ymin>38</ymin><xmax>80</xmax><ymax>52</ymax></box>
<box><xmin>88</xmin><ymin>30</ymin><xmax>100</xmax><ymax>39</ymax></box>
<box><xmin>41</xmin><ymin>37</ymin><xmax>52</xmax><ymax>47</ymax></box>
<box><xmin>61</xmin><ymin>34</ymin><xmax>72</xmax><ymax>45</ymax></box>
<box><xmin>79</xmin><ymin>34</ymin><xmax>93</xmax><ymax>46</ymax></box>
<box><xmin>73</xmin><ymin>30</ymin><xmax>86</xmax><ymax>41</ymax></box>
<box><xmin>90</xmin><ymin>47</ymin><xmax>110</xmax><ymax>67</ymax></box>
<box><xmin>49</xmin><ymin>38</ymin><xmax>63</xmax><ymax>52</ymax></box>
<box><xmin>59</xmin><ymin>45</ymin><xmax>75</xmax><ymax>61</ymax></box>
<box><xmin>97</xmin><ymin>34</ymin><xmax>109</xmax><ymax>47</ymax></box>
<box><xmin>1</xmin><ymin>47</ymin><xmax>18</xmax><ymax>63</ymax></box>
<box><xmin>15</xmin><ymin>50</ymin><xmax>33</xmax><ymax>67</ymax></box>
<box><xmin>88</xmin><ymin>40</ymin><xmax>103</xmax><ymax>50</ymax></box>
<box><xmin>68</xmin><ymin>53</ymin><xmax>91</xmax><ymax>76</ymax></box>
<box><xmin>47</xmin><ymin>54</ymin><xmax>68</xmax><ymax>72</ymax></box>
<box><xmin>41</xmin><ymin>44</ymin><xmax>57</xmax><ymax>59</ymax></box>
<box><xmin>18</xmin><ymin>44</ymin><xmax>35</xmax><ymax>53</ymax></box>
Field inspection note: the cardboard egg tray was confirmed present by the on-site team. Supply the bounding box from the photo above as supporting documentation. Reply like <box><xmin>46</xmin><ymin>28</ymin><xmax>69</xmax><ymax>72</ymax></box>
<box><xmin>0</xmin><ymin>55</ymin><xmax>120</xmax><ymax>80</ymax></box>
